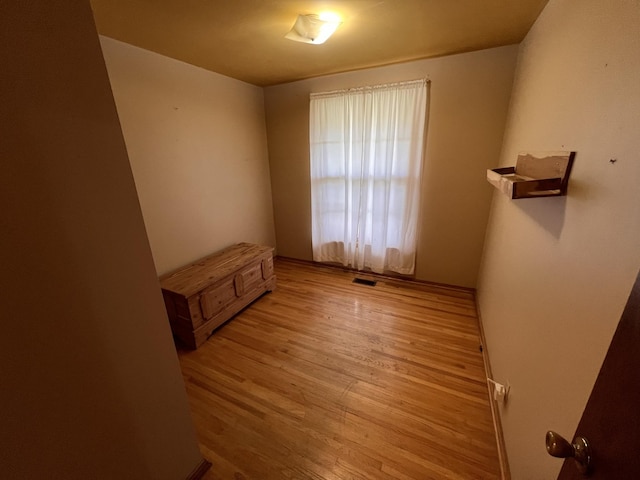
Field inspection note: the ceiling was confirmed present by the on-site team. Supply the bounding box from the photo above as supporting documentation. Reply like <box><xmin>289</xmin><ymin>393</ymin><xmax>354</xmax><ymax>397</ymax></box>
<box><xmin>90</xmin><ymin>0</ymin><xmax>548</xmax><ymax>87</ymax></box>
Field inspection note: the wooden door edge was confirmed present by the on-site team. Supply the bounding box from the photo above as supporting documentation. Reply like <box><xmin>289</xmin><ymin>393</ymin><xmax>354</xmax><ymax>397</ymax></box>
<box><xmin>185</xmin><ymin>457</ymin><xmax>212</xmax><ymax>480</ymax></box>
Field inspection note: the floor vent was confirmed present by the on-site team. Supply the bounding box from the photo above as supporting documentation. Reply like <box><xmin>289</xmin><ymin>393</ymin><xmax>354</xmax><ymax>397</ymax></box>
<box><xmin>353</xmin><ymin>278</ymin><xmax>377</xmax><ymax>287</ymax></box>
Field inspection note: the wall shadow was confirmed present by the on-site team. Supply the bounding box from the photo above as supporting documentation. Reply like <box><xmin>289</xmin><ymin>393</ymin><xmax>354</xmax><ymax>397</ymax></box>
<box><xmin>510</xmin><ymin>179</ymin><xmax>589</xmax><ymax>239</ymax></box>
<box><xmin>513</xmin><ymin>195</ymin><xmax>567</xmax><ymax>239</ymax></box>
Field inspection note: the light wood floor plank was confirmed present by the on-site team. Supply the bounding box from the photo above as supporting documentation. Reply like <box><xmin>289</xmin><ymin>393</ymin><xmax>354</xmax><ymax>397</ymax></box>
<box><xmin>178</xmin><ymin>258</ymin><xmax>500</xmax><ymax>479</ymax></box>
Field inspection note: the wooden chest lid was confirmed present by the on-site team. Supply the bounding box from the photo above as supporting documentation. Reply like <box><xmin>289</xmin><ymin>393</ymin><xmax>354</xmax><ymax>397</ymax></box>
<box><xmin>159</xmin><ymin>243</ymin><xmax>274</xmax><ymax>297</ymax></box>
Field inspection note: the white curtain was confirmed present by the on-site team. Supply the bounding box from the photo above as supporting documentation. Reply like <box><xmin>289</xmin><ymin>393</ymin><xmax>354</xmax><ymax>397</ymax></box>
<box><xmin>309</xmin><ymin>79</ymin><xmax>428</xmax><ymax>275</ymax></box>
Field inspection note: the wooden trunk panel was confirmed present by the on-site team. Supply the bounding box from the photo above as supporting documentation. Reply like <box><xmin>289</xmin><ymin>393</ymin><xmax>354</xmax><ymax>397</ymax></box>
<box><xmin>262</xmin><ymin>257</ymin><xmax>274</xmax><ymax>279</ymax></box>
<box><xmin>159</xmin><ymin>243</ymin><xmax>276</xmax><ymax>349</ymax></box>
<box><xmin>193</xmin><ymin>276</ymin><xmax>276</xmax><ymax>348</ymax></box>
<box><xmin>200</xmin><ymin>279</ymin><xmax>237</xmax><ymax>320</ymax></box>
<box><xmin>186</xmin><ymin>296</ymin><xmax>204</xmax><ymax>327</ymax></box>
<box><xmin>175</xmin><ymin>296</ymin><xmax>192</xmax><ymax>321</ymax></box>
<box><xmin>239</xmin><ymin>262</ymin><xmax>263</xmax><ymax>291</ymax></box>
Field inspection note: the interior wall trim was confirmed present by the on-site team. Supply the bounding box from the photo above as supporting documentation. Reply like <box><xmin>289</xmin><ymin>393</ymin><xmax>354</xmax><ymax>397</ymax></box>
<box><xmin>476</xmin><ymin>300</ymin><xmax>511</xmax><ymax>480</ymax></box>
<box><xmin>275</xmin><ymin>255</ymin><xmax>475</xmax><ymax>293</ymax></box>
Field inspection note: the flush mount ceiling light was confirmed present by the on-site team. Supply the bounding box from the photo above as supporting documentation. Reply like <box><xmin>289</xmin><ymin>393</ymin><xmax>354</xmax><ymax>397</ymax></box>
<box><xmin>285</xmin><ymin>13</ymin><xmax>341</xmax><ymax>45</ymax></box>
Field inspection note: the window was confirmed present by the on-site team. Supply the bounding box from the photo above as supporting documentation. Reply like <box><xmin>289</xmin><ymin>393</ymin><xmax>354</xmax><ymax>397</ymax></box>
<box><xmin>309</xmin><ymin>79</ymin><xmax>428</xmax><ymax>275</ymax></box>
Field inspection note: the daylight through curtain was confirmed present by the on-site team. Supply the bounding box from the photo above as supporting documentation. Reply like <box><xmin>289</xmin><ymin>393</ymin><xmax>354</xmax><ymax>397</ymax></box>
<box><xmin>309</xmin><ymin>79</ymin><xmax>428</xmax><ymax>274</ymax></box>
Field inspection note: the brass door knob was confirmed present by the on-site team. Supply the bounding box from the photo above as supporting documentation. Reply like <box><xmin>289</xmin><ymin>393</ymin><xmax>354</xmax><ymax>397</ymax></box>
<box><xmin>546</xmin><ymin>430</ymin><xmax>592</xmax><ymax>475</ymax></box>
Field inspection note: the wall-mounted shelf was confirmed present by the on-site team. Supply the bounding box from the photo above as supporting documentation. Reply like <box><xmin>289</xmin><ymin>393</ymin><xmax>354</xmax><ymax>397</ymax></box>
<box><xmin>487</xmin><ymin>151</ymin><xmax>575</xmax><ymax>199</ymax></box>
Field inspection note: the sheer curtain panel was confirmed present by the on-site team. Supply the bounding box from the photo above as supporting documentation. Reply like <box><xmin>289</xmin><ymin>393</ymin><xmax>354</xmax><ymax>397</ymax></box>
<box><xmin>309</xmin><ymin>79</ymin><xmax>428</xmax><ymax>275</ymax></box>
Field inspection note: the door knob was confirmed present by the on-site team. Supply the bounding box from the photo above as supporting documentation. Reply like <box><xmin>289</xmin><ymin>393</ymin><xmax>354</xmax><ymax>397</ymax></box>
<box><xmin>546</xmin><ymin>430</ymin><xmax>592</xmax><ymax>475</ymax></box>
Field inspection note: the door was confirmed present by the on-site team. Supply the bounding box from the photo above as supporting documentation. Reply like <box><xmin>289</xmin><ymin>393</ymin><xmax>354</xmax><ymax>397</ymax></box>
<box><xmin>557</xmin><ymin>269</ymin><xmax>640</xmax><ymax>479</ymax></box>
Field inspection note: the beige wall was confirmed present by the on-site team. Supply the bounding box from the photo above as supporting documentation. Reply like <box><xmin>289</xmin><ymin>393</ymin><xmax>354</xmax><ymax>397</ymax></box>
<box><xmin>264</xmin><ymin>46</ymin><xmax>518</xmax><ymax>288</ymax></box>
<box><xmin>477</xmin><ymin>0</ymin><xmax>640</xmax><ymax>478</ymax></box>
<box><xmin>0</xmin><ymin>1</ymin><xmax>203</xmax><ymax>478</ymax></box>
<box><xmin>100</xmin><ymin>37</ymin><xmax>276</xmax><ymax>276</ymax></box>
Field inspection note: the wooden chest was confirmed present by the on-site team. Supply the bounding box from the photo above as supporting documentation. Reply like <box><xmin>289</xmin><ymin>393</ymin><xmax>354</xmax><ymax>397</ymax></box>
<box><xmin>159</xmin><ymin>243</ymin><xmax>276</xmax><ymax>349</ymax></box>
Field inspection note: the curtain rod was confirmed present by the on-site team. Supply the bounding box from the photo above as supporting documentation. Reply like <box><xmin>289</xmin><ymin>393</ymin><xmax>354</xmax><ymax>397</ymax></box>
<box><xmin>310</xmin><ymin>78</ymin><xmax>429</xmax><ymax>99</ymax></box>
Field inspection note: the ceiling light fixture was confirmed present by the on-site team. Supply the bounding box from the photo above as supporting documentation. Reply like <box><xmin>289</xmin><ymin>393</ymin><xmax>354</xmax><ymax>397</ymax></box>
<box><xmin>285</xmin><ymin>13</ymin><xmax>341</xmax><ymax>45</ymax></box>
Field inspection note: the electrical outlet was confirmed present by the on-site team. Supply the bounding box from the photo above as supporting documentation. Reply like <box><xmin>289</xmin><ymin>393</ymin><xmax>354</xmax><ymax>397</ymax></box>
<box><xmin>494</xmin><ymin>383</ymin><xmax>506</xmax><ymax>401</ymax></box>
<box><xmin>487</xmin><ymin>378</ymin><xmax>510</xmax><ymax>404</ymax></box>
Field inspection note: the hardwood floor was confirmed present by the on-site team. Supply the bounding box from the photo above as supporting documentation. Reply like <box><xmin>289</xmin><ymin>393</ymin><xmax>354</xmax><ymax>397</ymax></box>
<box><xmin>177</xmin><ymin>258</ymin><xmax>500</xmax><ymax>480</ymax></box>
